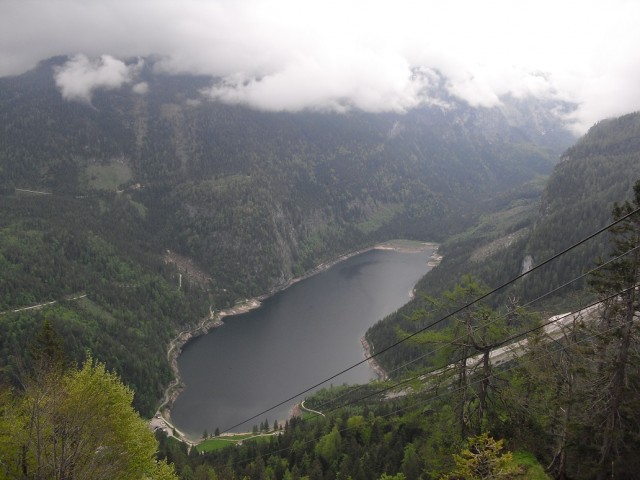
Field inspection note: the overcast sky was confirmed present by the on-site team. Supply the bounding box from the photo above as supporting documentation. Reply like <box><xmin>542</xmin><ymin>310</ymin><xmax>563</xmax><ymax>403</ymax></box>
<box><xmin>1</xmin><ymin>0</ymin><xmax>639</xmax><ymax>132</ymax></box>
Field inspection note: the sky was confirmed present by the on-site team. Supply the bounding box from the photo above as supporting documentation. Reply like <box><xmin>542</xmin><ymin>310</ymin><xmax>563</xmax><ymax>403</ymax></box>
<box><xmin>1</xmin><ymin>0</ymin><xmax>639</xmax><ymax>133</ymax></box>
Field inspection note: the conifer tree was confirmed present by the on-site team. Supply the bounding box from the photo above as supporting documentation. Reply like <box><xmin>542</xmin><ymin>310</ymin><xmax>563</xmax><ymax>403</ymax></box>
<box><xmin>443</xmin><ymin>432</ymin><xmax>516</xmax><ymax>480</ymax></box>
<box><xmin>412</xmin><ymin>276</ymin><xmax>513</xmax><ymax>437</ymax></box>
<box><xmin>587</xmin><ymin>179</ymin><xmax>640</xmax><ymax>479</ymax></box>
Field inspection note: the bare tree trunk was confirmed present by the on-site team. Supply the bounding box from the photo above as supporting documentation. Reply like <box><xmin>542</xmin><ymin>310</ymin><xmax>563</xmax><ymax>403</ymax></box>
<box><xmin>477</xmin><ymin>349</ymin><xmax>491</xmax><ymax>431</ymax></box>
<box><xmin>548</xmin><ymin>372</ymin><xmax>573</xmax><ymax>480</ymax></box>
<box><xmin>457</xmin><ymin>353</ymin><xmax>468</xmax><ymax>439</ymax></box>
<box><xmin>596</xmin><ymin>292</ymin><xmax>635</xmax><ymax>480</ymax></box>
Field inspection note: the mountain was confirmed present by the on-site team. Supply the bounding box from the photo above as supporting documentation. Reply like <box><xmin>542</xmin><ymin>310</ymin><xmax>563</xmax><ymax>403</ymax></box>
<box><xmin>367</xmin><ymin>111</ymin><xmax>640</xmax><ymax>376</ymax></box>
<box><xmin>0</xmin><ymin>56</ymin><xmax>574</xmax><ymax>413</ymax></box>
<box><xmin>522</xmin><ymin>112</ymin><xmax>640</xmax><ymax>301</ymax></box>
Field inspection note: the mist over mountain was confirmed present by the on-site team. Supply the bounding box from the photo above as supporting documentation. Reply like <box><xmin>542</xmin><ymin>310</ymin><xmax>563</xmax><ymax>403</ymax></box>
<box><xmin>1</xmin><ymin>56</ymin><xmax>574</xmax><ymax>297</ymax></box>
<box><xmin>367</xmin><ymin>111</ymin><xmax>640</xmax><ymax>376</ymax></box>
<box><xmin>0</xmin><ymin>56</ymin><xmax>577</xmax><ymax>414</ymax></box>
<box><xmin>4</xmin><ymin>0</ymin><xmax>640</xmax><ymax>136</ymax></box>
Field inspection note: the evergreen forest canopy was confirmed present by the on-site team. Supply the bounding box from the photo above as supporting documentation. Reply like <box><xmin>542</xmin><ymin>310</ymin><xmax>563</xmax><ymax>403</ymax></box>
<box><xmin>2</xmin><ymin>54</ymin><xmax>640</xmax><ymax>480</ymax></box>
<box><xmin>0</xmin><ymin>56</ymin><xmax>572</xmax><ymax>415</ymax></box>
<box><xmin>154</xmin><ymin>131</ymin><xmax>640</xmax><ymax>479</ymax></box>
<box><xmin>3</xmin><ymin>174</ymin><xmax>635</xmax><ymax>480</ymax></box>
<box><xmin>367</xmin><ymin>112</ymin><xmax>640</xmax><ymax>376</ymax></box>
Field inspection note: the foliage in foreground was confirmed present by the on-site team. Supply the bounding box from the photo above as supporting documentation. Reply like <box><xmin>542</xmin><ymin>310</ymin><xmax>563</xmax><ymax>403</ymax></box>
<box><xmin>156</xmin><ymin>396</ymin><xmax>550</xmax><ymax>480</ymax></box>
<box><xmin>442</xmin><ymin>433</ymin><xmax>516</xmax><ymax>480</ymax></box>
<box><xmin>0</xmin><ymin>356</ymin><xmax>177</xmax><ymax>480</ymax></box>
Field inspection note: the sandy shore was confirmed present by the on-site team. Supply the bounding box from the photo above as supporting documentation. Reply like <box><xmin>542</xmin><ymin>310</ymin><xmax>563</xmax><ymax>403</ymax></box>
<box><xmin>374</xmin><ymin>240</ymin><xmax>439</xmax><ymax>254</ymax></box>
<box><xmin>361</xmin><ymin>336</ymin><xmax>389</xmax><ymax>381</ymax></box>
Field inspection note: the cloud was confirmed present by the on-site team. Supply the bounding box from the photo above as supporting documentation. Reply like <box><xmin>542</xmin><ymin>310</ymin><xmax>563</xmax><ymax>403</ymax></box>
<box><xmin>204</xmin><ymin>51</ymin><xmax>435</xmax><ymax>113</ymax></box>
<box><xmin>54</xmin><ymin>55</ymin><xmax>140</xmax><ymax>102</ymax></box>
<box><xmin>2</xmin><ymin>0</ymin><xmax>640</xmax><ymax>131</ymax></box>
<box><xmin>132</xmin><ymin>82</ymin><xmax>149</xmax><ymax>95</ymax></box>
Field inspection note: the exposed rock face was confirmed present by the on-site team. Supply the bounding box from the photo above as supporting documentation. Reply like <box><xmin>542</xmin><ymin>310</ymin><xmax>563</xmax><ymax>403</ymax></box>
<box><xmin>521</xmin><ymin>254</ymin><xmax>534</xmax><ymax>274</ymax></box>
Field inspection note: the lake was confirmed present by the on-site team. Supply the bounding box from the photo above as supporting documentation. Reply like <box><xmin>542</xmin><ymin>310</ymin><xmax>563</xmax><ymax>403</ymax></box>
<box><xmin>170</xmin><ymin>245</ymin><xmax>436</xmax><ymax>437</ymax></box>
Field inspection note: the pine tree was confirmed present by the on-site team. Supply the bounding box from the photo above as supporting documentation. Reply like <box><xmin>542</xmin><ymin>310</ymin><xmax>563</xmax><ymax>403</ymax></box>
<box><xmin>443</xmin><ymin>432</ymin><xmax>516</xmax><ymax>480</ymax></box>
<box><xmin>412</xmin><ymin>276</ymin><xmax>513</xmax><ymax>437</ymax></box>
<box><xmin>587</xmin><ymin>179</ymin><xmax>640</xmax><ymax>479</ymax></box>
<box><xmin>29</xmin><ymin>319</ymin><xmax>67</xmax><ymax>375</ymax></box>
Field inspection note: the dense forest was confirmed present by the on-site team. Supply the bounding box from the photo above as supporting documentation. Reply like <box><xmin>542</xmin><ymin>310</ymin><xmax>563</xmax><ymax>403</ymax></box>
<box><xmin>0</xmin><ymin>56</ymin><xmax>573</xmax><ymax>414</ymax></box>
<box><xmin>2</xmin><ymin>54</ymin><xmax>639</xmax><ymax>479</ymax></box>
<box><xmin>367</xmin><ymin>112</ymin><xmax>640</xmax><ymax>376</ymax></box>
<box><xmin>0</xmin><ymin>190</ymin><xmax>213</xmax><ymax>415</ymax></box>
<box><xmin>151</xmin><ymin>176</ymin><xmax>640</xmax><ymax>480</ymax></box>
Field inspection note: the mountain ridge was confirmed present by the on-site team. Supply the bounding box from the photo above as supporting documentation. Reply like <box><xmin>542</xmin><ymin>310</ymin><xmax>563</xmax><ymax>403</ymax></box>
<box><xmin>0</xmin><ymin>56</ymin><xmax>575</xmax><ymax>413</ymax></box>
<box><xmin>366</xmin><ymin>110</ymin><xmax>640</xmax><ymax>376</ymax></box>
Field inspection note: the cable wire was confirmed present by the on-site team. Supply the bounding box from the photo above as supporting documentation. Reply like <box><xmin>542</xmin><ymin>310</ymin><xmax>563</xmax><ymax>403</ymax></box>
<box><xmin>219</xmin><ymin>206</ymin><xmax>640</xmax><ymax>433</ymax></box>
<box><xmin>316</xmin><ymin>284</ymin><xmax>637</xmax><ymax>417</ymax></box>
<box><xmin>211</xmin><ymin>284</ymin><xmax>637</xmax><ymax>471</ymax></box>
<box><xmin>312</xmin><ymin>244</ymin><xmax>639</xmax><ymax>414</ymax></box>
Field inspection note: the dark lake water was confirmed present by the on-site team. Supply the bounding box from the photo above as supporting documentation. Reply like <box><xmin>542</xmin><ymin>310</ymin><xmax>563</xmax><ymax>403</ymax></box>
<box><xmin>171</xmin><ymin>246</ymin><xmax>435</xmax><ymax>437</ymax></box>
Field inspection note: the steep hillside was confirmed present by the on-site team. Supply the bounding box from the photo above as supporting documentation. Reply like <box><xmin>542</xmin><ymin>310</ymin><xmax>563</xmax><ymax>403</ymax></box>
<box><xmin>367</xmin><ymin>111</ymin><xmax>640</xmax><ymax>375</ymax></box>
<box><xmin>0</xmin><ymin>57</ymin><xmax>573</xmax><ymax>301</ymax></box>
<box><xmin>0</xmin><ymin>56</ymin><xmax>573</xmax><ymax>413</ymax></box>
<box><xmin>522</xmin><ymin>113</ymin><xmax>640</xmax><ymax>301</ymax></box>
<box><xmin>0</xmin><ymin>191</ymin><xmax>211</xmax><ymax>415</ymax></box>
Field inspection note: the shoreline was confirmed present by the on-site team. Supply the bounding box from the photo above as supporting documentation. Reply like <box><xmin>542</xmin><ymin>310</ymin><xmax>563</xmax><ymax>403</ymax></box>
<box><xmin>361</xmin><ymin>336</ymin><xmax>389</xmax><ymax>381</ymax></box>
<box><xmin>157</xmin><ymin>240</ymin><xmax>440</xmax><ymax>437</ymax></box>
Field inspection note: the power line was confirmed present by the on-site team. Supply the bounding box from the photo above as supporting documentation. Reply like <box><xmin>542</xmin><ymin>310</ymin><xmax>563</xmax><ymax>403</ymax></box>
<box><xmin>317</xmin><ymin>284</ymin><xmax>637</xmax><ymax>417</ymax></box>
<box><xmin>313</xmin><ymin>245</ymin><xmax>639</xmax><ymax>413</ymax></box>
<box><xmin>374</xmin><ymin>308</ymin><xmax>629</xmax><ymax>422</ymax></box>
<box><xmin>361</xmin><ymin>244</ymin><xmax>638</xmax><ymax>388</ymax></box>
<box><xmin>212</xmin><ymin>284</ymin><xmax>636</xmax><ymax>471</ymax></box>
<box><xmin>219</xmin><ymin>206</ymin><xmax>640</xmax><ymax>433</ymax></box>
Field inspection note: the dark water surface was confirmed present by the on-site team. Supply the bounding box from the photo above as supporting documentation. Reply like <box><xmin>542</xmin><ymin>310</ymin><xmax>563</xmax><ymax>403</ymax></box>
<box><xmin>171</xmin><ymin>247</ymin><xmax>435</xmax><ymax>436</ymax></box>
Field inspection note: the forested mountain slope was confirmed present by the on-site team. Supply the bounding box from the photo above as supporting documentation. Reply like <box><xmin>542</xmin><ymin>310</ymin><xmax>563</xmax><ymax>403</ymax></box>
<box><xmin>522</xmin><ymin>112</ymin><xmax>640</xmax><ymax>300</ymax></box>
<box><xmin>0</xmin><ymin>57</ymin><xmax>572</xmax><ymax>301</ymax></box>
<box><xmin>367</xmin><ymin>111</ymin><xmax>640</xmax><ymax>376</ymax></box>
<box><xmin>158</xmin><ymin>171</ymin><xmax>640</xmax><ymax>480</ymax></box>
<box><xmin>0</xmin><ymin>191</ymin><xmax>211</xmax><ymax>415</ymax></box>
<box><xmin>0</xmin><ymin>56</ymin><xmax>573</xmax><ymax>413</ymax></box>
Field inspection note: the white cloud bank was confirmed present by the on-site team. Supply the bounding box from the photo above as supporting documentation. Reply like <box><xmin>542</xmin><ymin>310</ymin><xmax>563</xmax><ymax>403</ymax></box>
<box><xmin>54</xmin><ymin>55</ymin><xmax>142</xmax><ymax>102</ymax></box>
<box><xmin>132</xmin><ymin>82</ymin><xmax>149</xmax><ymax>95</ymax></box>
<box><xmin>2</xmin><ymin>0</ymin><xmax>640</xmax><ymax>132</ymax></box>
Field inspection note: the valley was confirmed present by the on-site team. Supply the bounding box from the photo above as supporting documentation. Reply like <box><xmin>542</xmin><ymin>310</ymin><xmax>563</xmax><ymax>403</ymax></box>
<box><xmin>0</xmin><ymin>56</ymin><xmax>572</xmax><ymax>416</ymax></box>
<box><xmin>1</xmin><ymin>55</ymin><xmax>640</xmax><ymax>480</ymax></box>
<box><xmin>169</xmin><ymin>245</ymin><xmax>437</xmax><ymax>439</ymax></box>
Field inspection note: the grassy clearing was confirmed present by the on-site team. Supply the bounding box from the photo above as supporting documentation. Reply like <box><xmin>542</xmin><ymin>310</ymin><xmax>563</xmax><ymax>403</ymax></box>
<box><xmin>196</xmin><ymin>432</ymin><xmax>280</xmax><ymax>453</ymax></box>
<box><xmin>85</xmin><ymin>163</ymin><xmax>133</xmax><ymax>191</ymax></box>
<box><xmin>75</xmin><ymin>296</ymin><xmax>118</xmax><ymax>327</ymax></box>
<box><xmin>511</xmin><ymin>451</ymin><xmax>551</xmax><ymax>479</ymax></box>
<box><xmin>126</xmin><ymin>197</ymin><xmax>148</xmax><ymax>218</ymax></box>
<box><xmin>356</xmin><ymin>204</ymin><xmax>402</xmax><ymax>234</ymax></box>
<box><xmin>196</xmin><ymin>438</ymin><xmax>237</xmax><ymax>453</ymax></box>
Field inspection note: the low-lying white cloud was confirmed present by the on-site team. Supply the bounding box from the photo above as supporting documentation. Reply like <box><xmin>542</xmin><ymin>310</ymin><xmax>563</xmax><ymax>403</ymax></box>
<box><xmin>54</xmin><ymin>55</ymin><xmax>140</xmax><ymax>103</ymax></box>
<box><xmin>132</xmin><ymin>82</ymin><xmax>149</xmax><ymax>95</ymax></box>
<box><xmin>204</xmin><ymin>50</ymin><xmax>435</xmax><ymax>113</ymax></box>
<box><xmin>2</xmin><ymin>0</ymin><xmax>639</xmax><ymax>131</ymax></box>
